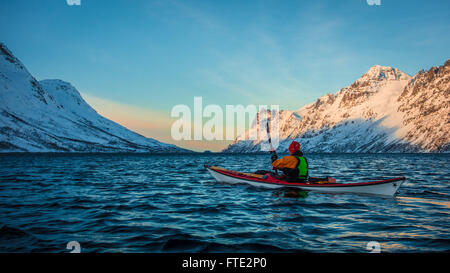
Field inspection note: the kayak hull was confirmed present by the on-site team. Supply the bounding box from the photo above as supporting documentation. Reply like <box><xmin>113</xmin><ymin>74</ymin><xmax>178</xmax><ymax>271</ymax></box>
<box><xmin>206</xmin><ymin>166</ymin><xmax>405</xmax><ymax>196</ymax></box>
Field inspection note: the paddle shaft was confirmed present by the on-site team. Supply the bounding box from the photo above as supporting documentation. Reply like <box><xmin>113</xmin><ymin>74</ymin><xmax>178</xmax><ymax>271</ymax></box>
<box><xmin>266</xmin><ymin>115</ymin><xmax>278</xmax><ymax>174</ymax></box>
<box><xmin>266</xmin><ymin>117</ymin><xmax>276</xmax><ymax>156</ymax></box>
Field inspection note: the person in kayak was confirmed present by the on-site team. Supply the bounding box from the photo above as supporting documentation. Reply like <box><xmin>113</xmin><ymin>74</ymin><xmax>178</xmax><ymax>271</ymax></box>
<box><xmin>270</xmin><ymin>141</ymin><xmax>308</xmax><ymax>182</ymax></box>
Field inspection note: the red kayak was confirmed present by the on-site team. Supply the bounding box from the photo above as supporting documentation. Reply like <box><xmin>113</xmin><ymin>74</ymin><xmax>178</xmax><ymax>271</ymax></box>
<box><xmin>205</xmin><ymin>165</ymin><xmax>405</xmax><ymax>196</ymax></box>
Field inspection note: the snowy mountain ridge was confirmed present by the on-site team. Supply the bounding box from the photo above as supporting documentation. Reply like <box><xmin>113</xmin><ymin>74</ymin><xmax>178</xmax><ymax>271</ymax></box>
<box><xmin>0</xmin><ymin>43</ymin><xmax>188</xmax><ymax>152</ymax></box>
<box><xmin>224</xmin><ymin>61</ymin><xmax>450</xmax><ymax>153</ymax></box>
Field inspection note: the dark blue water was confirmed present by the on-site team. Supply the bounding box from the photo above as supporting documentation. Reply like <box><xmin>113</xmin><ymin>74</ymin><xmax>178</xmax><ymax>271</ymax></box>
<box><xmin>0</xmin><ymin>153</ymin><xmax>449</xmax><ymax>253</ymax></box>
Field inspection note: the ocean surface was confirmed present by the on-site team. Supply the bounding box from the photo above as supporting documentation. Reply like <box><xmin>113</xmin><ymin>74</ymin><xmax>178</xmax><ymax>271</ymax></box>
<box><xmin>0</xmin><ymin>153</ymin><xmax>448</xmax><ymax>253</ymax></box>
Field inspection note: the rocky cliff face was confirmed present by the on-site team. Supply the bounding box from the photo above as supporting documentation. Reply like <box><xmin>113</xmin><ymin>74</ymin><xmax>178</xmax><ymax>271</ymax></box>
<box><xmin>397</xmin><ymin>60</ymin><xmax>450</xmax><ymax>152</ymax></box>
<box><xmin>224</xmin><ymin>62</ymin><xmax>449</xmax><ymax>153</ymax></box>
<box><xmin>0</xmin><ymin>43</ymin><xmax>188</xmax><ymax>152</ymax></box>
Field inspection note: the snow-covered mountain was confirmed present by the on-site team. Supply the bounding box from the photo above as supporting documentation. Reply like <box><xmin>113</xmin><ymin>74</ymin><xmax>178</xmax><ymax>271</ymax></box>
<box><xmin>0</xmin><ymin>43</ymin><xmax>189</xmax><ymax>152</ymax></box>
<box><xmin>224</xmin><ymin>62</ymin><xmax>450</xmax><ymax>153</ymax></box>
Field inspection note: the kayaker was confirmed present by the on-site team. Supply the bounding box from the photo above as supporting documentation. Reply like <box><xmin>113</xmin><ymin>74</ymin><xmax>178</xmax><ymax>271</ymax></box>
<box><xmin>270</xmin><ymin>141</ymin><xmax>308</xmax><ymax>182</ymax></box>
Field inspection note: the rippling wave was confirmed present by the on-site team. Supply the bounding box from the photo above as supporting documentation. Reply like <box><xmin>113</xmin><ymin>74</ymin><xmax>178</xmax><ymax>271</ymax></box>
<box><xmin>0</xmin><ymin>153</ymin><xmax>449</xmax><ymax>252</ymax></box>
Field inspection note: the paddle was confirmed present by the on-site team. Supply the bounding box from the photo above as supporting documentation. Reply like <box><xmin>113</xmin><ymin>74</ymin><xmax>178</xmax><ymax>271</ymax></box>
<box><xmin>266</xmin><ymin>111</ymin><xmax>278</xmax><ymax>175</ymax></box>
<box><xmin>266</xmin><ymin>112</ymin><xmax>276</xmax><ymax>155</ymax></box>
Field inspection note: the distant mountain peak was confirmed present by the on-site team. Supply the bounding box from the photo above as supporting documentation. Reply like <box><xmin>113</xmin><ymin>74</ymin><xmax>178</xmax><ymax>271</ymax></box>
<box><xmin>39</xmin><ymin>79</ymin><xmax>82</xmax><ymax>97</ymax></box>
<box><xmin>39</xmin><ymin>79</ymin><xmax>92</xmax><ymax>112</ymax></box>
<box><xmin>0</xmin><ymin>42</ymin><xmax>25</xmax><ymax>71</ymax></box>
<box><xmin>355</xmin><ymin>65</ymin><xmax>410</xmax><ymax>85</ymax></box>
<box><xmin>0</xmin><ymin>42</ymin><xmax>14</xmax><ymax>59</ymax></box>
<box><xmin>341</xmin><ymin>65</ymin><xmax>412</xmax><ymax>100</ymax></box>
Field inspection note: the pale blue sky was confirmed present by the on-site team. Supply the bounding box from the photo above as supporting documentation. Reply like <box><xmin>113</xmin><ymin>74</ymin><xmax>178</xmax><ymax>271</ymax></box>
<box><xmin>1</xmin><ymin>0</ymin><xmax>449</xmax><ymax>150</ymax></box>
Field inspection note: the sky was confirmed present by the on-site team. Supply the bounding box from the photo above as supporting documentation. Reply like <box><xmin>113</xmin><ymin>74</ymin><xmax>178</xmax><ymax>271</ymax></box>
<box><xmin>1</xmin><ymin>0</ymin><xmax>449</xmax><ymax>151</ymax></box>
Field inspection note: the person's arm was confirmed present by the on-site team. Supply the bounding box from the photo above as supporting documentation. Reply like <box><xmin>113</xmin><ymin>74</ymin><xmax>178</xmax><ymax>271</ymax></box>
<box><xmin>272</xmin><ymin>156</ymin><xmax>298</xmax><ymax>169</ymax></box>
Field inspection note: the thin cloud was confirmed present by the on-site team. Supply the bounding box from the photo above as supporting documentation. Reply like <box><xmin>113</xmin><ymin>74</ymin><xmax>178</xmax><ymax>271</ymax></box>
<box><xmin>201</xmin><ymin>29</ymin><xmax>315</xmax><ymax>110</ymax></box>
<box><xmin>145</xmin><ymin>0</ymin><xmax>224</xmax><ymax>32</ymax></box>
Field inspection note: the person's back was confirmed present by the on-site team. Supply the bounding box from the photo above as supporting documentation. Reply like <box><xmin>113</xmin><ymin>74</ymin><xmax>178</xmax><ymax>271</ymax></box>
<box><xmin>271</xmin><ymin>141</ymin><xmax>308</xmax><ymax>182</ymax></box>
